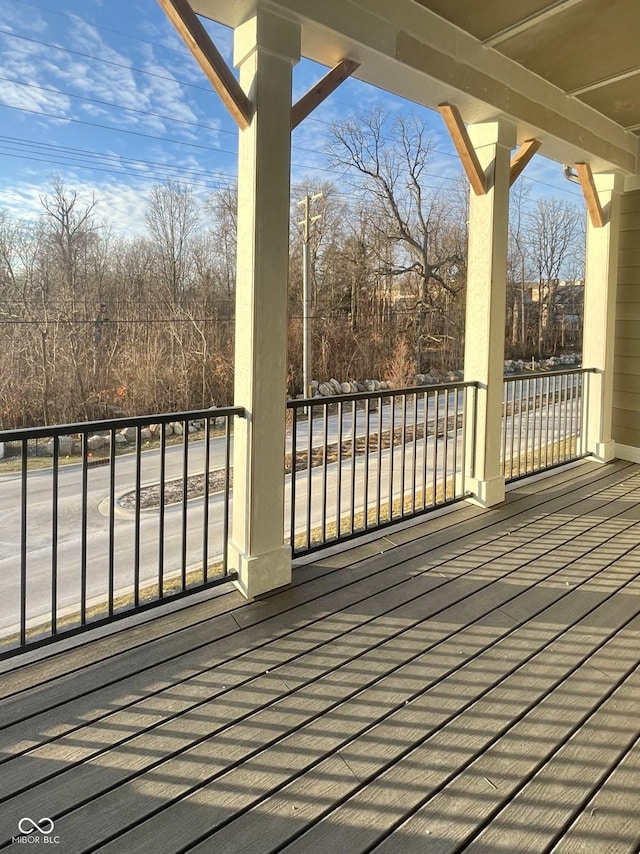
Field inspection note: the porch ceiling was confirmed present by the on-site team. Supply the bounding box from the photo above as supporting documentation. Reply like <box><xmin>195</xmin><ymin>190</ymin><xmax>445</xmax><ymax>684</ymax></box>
<box><xmin>414</xmin><ymin>0</ymin><xmax>640</xmax><ymax>136</ymax></box>
<box><xmin>192</xmin><ymin>0</ymin><xmax>640</xmax><ymax>178</ymax></box>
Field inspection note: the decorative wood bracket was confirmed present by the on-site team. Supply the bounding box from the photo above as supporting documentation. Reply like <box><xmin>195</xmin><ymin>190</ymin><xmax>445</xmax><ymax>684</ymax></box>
<box><xmin>157</xmin><ymin>0</ymin><xmax>251</xmax><ymax>130</ymax></box>
<box><xmin>574</xmin><ymin>162</ymin><xmax>606</xmax><ymax>227</ymax></box>
<box><xmin>437</xmin><ymin>103</ymin><xmax>487</xmax><ymax>195</ymax></box>
<box><xmin>291</xmin><ymin>59</ymin><xmax>360</xmax><ymax>130</ymax></box>
<box><xmin>510</xmin><ymin>138</ymin><xmax>542</xmax><ymax>185</ymax></box>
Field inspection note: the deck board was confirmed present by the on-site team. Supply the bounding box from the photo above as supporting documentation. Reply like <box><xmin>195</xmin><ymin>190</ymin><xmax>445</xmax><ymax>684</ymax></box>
<box><xmin>0</xmin><ymin>460</ymin><xmax>639</xmax><ymax>853</ymax></box>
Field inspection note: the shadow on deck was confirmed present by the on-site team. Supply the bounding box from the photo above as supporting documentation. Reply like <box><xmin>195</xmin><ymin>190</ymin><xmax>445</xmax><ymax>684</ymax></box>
<box><xmin>1</xmin><ymin>459</ymin><xmax>639</xmax><ymax>853</ymax></box>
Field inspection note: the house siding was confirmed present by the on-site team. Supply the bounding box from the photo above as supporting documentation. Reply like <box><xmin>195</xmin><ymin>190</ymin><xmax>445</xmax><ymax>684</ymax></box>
<box><xmin>614</xmin><ymin>189</ymin><xmax>640</xmax><ymax>456</ymax></box>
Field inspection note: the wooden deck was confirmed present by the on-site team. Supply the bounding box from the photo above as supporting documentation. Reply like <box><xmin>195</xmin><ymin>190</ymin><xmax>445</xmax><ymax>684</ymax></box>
<box><xmin>1</xmin><ymin>459</ymin><xmax>640</xmax><ymax>853</ymax></box>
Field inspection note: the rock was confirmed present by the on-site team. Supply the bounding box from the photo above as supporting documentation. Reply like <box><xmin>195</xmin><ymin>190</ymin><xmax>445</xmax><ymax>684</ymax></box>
<box><xmin>121</xmin><ymin>426</ymin><xmax>137</xmax><ymax>442</ymax></box>
<box><xmin>340</xmin><ymin>381</ymin><xmax>352</xmax><ymax>394</ymax></box>
<box><xmin>330</xmin><ymin>378</ymin><xmax>342</xmax><ymax>394</ymax></box>
<box><xmin>164</xmin><ymin>424</ymin><xmax>173</xmax><ymax>437</ymax></box>
<box><xmin>140</xmin><ymin>427</ymin><xmax>153</xmax><ymax>441</ymax></box>
<box><xmin>114</xmin><ymin>433</ymin><xmax>127</xmax><ymax>445</ymax></box>
<box><xmin>379</xmin><ymin>381</ymin><xmax>388</xmax><ymax>390</ymax></box>
<box><xmin>310</xmin><ymin>380</ymin><xmax>319</xmax><ymax>391</ymax></box>
<box><xmin>87</xmin><ymin>434</ymin><xmax>108</xmax><ymax>451</ymax></box>
<box><xmin>364</xmin><ymin>379</ymin><xmax>376</xmax><ymax>392</ymax></box>
<box><xmin>172</xmin><ymin>421</ymin><xmax>184</xmax><ymax>436</ymax></box>
<box><xmin>318</xmin><ymin>382</ymin><xmax>334</xmax><ymax>397</ymax></box>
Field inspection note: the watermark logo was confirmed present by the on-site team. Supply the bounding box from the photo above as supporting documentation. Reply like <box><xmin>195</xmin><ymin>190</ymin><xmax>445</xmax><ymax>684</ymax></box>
<box><xmin>12</xmin><ymin>817</ymin><xmax>59</xmax><ymax>845</ymax></box>
<box><xmin>17</xmin><ymin>819</ymin><xmax>54</xmax><ymax>835</ymax></box>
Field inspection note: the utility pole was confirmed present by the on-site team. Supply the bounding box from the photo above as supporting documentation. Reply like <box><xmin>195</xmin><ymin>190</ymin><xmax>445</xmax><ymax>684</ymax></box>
<box><xmin>297</xmin><ymin>192</ymin><xmax>322</xmax><ymax>399</ymax></box>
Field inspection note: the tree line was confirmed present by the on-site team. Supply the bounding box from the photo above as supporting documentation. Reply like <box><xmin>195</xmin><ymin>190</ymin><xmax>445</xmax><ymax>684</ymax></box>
<box><xmin>0</xmin><ymin>109</ymin><xmax>585</xmax><ymax>429</ymax></box>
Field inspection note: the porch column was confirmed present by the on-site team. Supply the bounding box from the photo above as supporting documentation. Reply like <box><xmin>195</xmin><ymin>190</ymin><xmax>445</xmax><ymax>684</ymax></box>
<box><xmin>582</xmin><ymin>172</ymin><xmax>623</xmax><ymax>462</ymax></box>
<box><xmin>463</xmin><ymin>120</ymin><xmax>516</xmax><ymax>507</ymax></box>
<box><xmin>229</xmin><ymin>8</ymin><xmax>300</xmax><ymax>597</ymax></box>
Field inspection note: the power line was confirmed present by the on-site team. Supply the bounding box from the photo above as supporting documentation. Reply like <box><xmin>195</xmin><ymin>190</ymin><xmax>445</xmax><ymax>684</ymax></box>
<box><xmin>0</xmin><ymin>18</ymin><xmax>584</xmax><ymax>202</ymax></box>
<box><xmin>0</xmin><ymin>136</ymin><xmax>236</xmax><ymax>183</ymax></box>
<box><xmin>0</xmin><ymin>28</ymin><xmax>216</xmax><ymax>94</ymax></box>
<box><xmin>11</xmin><ymin>0</ymin><xmax>199</xmax><ymax>58</ymax></box>
<box><xmin>0</xmin><ymin>74</ymin><xmax>223</xmax><ymax>135</ymax></box>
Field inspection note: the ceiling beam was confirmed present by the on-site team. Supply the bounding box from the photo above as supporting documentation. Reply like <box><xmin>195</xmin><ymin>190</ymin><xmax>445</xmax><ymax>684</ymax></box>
<box><xmin>568</xmin><ymin>65</ymin><xmax>640</xmax><ymax>97</ymax></box>
<box><xmin>437</xmin><ymin>103</ymin><xmax>486</xmax><ymax>195</ymax></box>
<box><xmin>291</xmin><ymin>59</ymin><xmax>360</xmax><ymax>130</ymax></box>
<box><xmin>509</xmin><ymin>138</ymin><xmax>542</xmax><ymax>185</ymax></box>
<box><xmin>575</xmin><ymin>163</ymin><xmax>605</xmax><ymax>227</ymax></box>
<box><xmin>483</xmin><ymin>0</ymin><xmax>583</xmax><ymax>47</ymax></box>
<box><xmin>157</xmin><ymin>0</ymin><xmax>251</xmax><ymax>129</ymax></box>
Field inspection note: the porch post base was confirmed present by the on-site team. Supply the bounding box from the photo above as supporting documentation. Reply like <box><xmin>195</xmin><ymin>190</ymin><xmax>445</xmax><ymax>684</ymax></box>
<box><xmin>229</xmin><ymin>542</ymin><xmax>292</xmax><ymax>599</ymax></box>
<box><xmin>464</xmin><ymin>475</ymin><xmax>505</xmax><ymax>508</ymax></box>
<box><xmin>588</xmin><ymin>440</ymin><xmax>616</xmax><ymax>464</ymax></box>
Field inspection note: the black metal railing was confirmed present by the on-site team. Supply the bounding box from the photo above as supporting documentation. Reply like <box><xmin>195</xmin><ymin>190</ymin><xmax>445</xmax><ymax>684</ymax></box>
<box><xmin>501</xmin><ymin>368</ymin><xmax>593</xmax><ymax>481</ymax></box>
<box><xmin>287</xmin><ymin>382</ymin><xmax>477</xmax><ymax>556</ymax></box>
<box><xmin>0</xmin><ymin>406</ymin><xmax>241</xmax><ymax>656</ymax></box>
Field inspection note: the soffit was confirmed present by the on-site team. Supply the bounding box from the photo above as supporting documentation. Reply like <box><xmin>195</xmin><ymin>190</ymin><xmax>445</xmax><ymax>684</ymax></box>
<box><xmin>414</xmin><ymin>0</ymin><xmax>640</xmax><ymax>135</ymax></box>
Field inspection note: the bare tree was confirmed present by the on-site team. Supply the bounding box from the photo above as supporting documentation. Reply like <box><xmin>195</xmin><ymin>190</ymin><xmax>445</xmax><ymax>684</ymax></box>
<box><xmin>145</xmin><ymin>180</ymin><xmax>199</xmax><ymax>305</ymax></box>
<box><xmin>326</xmin><ymin>108</ymin><xmax>465</xmax><ymax>372</ymax></box>
<box><xmin>527</xmin><ymin>198</ymin><xmax>583</xmax><ymax>356</ymax></box>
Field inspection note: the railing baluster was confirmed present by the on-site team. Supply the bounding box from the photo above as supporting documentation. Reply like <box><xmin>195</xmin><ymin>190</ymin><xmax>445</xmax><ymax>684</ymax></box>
<box><xmin>411</xmin><ymin>392</ymin><xmax>418</xmax><ymax>515</ymax></box>
<box><xmin>335</xmin><ymin>400</ymin><xmax>343</xmax><ymax>539</ymax></box>
<box><xmin>421</xmin><ymin>390</ymin><xmax>428</xmax><ymax>509</ymax></box>
<box><xmin>451</xmin><ymin>388</ymin><xmax>459</xmax><ymax>499</ymax></box>
<box><xmin>321</xmin><ymin>405</ymin><xmax>329</xmax><ymax>542</ymax></box>
<box><xmin>306</xmin><ymin>404</ymin><xmax>313</xmax><ymax>551</ymax></box>
<box><xmin>181</xmin><ymin>419</ymin><xmax>188</xmax><ymax>590</ymax></box>
<box><xmin>108</xmin><ymin>428</ymin><xmax>116</xmax><ymax>616</ymax></box>
<box><xmin>351</xmin><ymin>399</ymin><xmax>357</xmax><ymax>533</ymax></box>
<box><xmin>538</xmin><ymin>375</ymin><xmax>545</xmax><ymax>472</ymax></box>
<box><xmin>158</xmin><ymin>421</ymin><xmax>166</xmax><ymax>597</ymax></box>
<box><xmin>51</xmin><ymin>435</ymin><xmax>59</xmax><ymax>636</ymax></box>
<box><xmin>443</xmin><ymin>385</ymin><xmax>451</xmax><ymax>500</ymax></box>
<box><xmin>376</xmin><ymin>395</ymin><xmax>383</xmax><ymax>525</ymax></box>
<box><xmin>290</xmin><ymin>406</ymin><xmax>297</xmax><ymax>550</ymax></box>
<box><xmin>134</xmin><ymin>425</ymin><xmax>142</xmax><ymax>607</ymax></box>
<box><xmin>433</xmin><ymin>390</ymin><xmax>439</xmax><ymax>504</ymax></box>
<box><xmin>364</xmin><ymin>398</ymin><xmax>371</xmax><ymax>530</ymax></box>
<box><xmin>81</xmin><ymin>432</ymin><xmax>88</xmax><ymax>625</ymax></box>
<box><xmin>20</xmin><ymin>439</ymin><xmax>27</xmax><ymax>647</ymax></box>
<box><xmin>389</xmin><ymin>394</ymin><xmax>397</xmax><ymax>519</ymax></box>
<box><xmin>458</xmin><ymin>388</ymin><xmax>466</xmax><ymax>499</ymax></box>
<box><xmin>202</xmin><ymin>415</ymin><xmax>211</xmax><ymax>582</ymax></box>
<box><xmin>222</xmin><ymin>414</ymin><xmax>232</xmax><ymax>578</ymax></box>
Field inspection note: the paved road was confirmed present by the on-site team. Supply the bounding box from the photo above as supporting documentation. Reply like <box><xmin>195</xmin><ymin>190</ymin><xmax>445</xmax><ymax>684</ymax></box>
<box><xmin>0</xmin><ymin>388</ymin><xmax>582</xmax><ymax>637</ymax></box>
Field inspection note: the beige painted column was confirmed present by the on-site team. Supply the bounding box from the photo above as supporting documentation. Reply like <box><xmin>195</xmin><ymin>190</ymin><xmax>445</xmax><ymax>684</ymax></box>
<box><xmin>229</xmin><ymin>8</ymin><xmax>300</xmax><ymax>597</ymax></box>
<box><xmin>463</xmin><ymin>120</ymin><xmax>516</xmax><ymax>507</ymax></box>
<box><xmin>582</xmin><ymin>172</ymin><xmax>623</xmax><ymax>462</ymax></box>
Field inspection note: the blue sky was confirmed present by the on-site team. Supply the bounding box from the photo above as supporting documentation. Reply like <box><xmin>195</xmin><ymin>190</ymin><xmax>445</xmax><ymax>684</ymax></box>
<box><xmin>0</xmin><ymin>0</ymin><xmax>585</xmax><ymax>234</ymax></box>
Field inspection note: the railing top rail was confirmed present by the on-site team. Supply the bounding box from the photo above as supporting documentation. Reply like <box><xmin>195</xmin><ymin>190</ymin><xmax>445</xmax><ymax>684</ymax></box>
<box><xmin>0</xmin><ymin>406</ymin><xmax>245</xmax><ymax>443</ymax></box>
<box><xmin>287</xmin><ymin>379</ymin><xmax>479</xmax><ymax>409</ymax></box>
<box><xmin>503</xmin><ymin>367</ymin><xmax>595</xmax><ymax>382</ymax></box>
